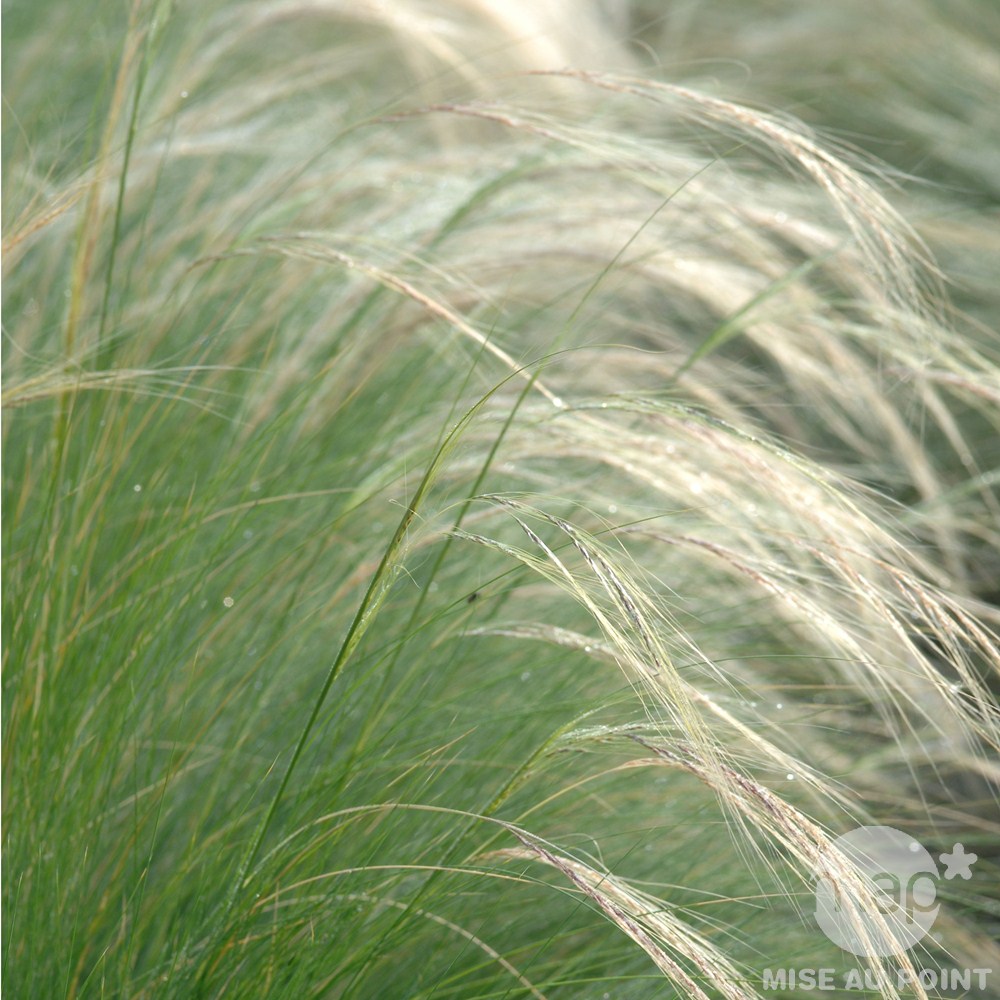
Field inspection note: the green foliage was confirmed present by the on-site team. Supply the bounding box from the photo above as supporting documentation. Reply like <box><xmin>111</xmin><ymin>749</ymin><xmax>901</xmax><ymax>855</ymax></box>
<box><xmin>4</xmin><ymin>2</ymin><xmax>999</xmax><ymax>997</ymax></box>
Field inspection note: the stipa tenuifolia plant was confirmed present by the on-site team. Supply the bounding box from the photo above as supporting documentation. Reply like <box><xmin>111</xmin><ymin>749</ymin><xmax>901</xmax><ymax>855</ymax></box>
<box><xmin>4</xmin><ymin>1</ymin><xmax>999</xmax><ymax>997</ymax></box>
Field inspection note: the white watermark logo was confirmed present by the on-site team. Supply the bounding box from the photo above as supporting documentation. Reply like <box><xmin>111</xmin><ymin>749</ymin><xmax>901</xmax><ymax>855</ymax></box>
<box><xmin>814</xmin><ymin>825</ymin><xmax>977</xmax><ymax>957</ymax></box>
<box><xmin>762</xmin><ymin>825</ymin><xmax>989</xmax><ymax>993</ymax></box>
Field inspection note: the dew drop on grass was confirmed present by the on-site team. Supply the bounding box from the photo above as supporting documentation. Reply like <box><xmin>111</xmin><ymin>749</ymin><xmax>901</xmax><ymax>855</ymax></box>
<box><xmin>608</xmin><ymin>504</ymin><xmax>618</xmax><ymax>514</ymax></box>
<box><xmin>776</xmin><ymin>702</ymin><xmax>784</xmax><ymax>709</ymax></box>
<box><xmin>250</xmin><ymin>481</ymin><xmax>261</xmax><ymax>493</ymax></box>
<box><xmin>520</xmin><ymin>670</ymin><xmax>531</xmax><ymax>682</ymax></box>
<box><xmin>180</xmin><ymin>90</ymin><xmax>189</xmax><ymax>98</ymax></box>
<box><xmin>786</xmin><ymin>773</ymin><xmax>796</xmax><ymax>781</ymax></box>
<box><xmin>133</xmin><ymin>484</ymin><xmax>142</xmax><ymax>492</ymax></box>
<box><xmin>223</xmin><ymin>596</ymin><xmax>234</xmax><ymax>608</ymax></box>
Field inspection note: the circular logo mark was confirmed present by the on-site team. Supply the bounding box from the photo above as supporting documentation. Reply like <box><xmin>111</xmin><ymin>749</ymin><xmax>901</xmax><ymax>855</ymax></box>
<box><xmin>815</xmin><ymin>825</ymin><xmax>939</xmax><ymax>957</ymax></box>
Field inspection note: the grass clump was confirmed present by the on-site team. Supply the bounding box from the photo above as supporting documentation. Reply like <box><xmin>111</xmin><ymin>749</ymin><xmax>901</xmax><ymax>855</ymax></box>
<box><xmin>4</xmin><ymin>2</ymin><xmax>999</xmax><ymax>997</ymax></box>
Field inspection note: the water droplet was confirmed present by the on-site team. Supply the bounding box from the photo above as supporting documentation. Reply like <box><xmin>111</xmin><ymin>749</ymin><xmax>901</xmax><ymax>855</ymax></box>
<box><xmin>223</xmin><ymin>596</ymin><xmax>234</xmax><ymax>608</ymax></box>
<box><xmin>520</xmin><ymin>670</ymin><xmax>531</xmax><ymax>681</ymax></box>
<box><xmin>608</xmin><ymin>504</ymin><xmax>618</xmax><ymax>514</ymax></box>
<box><xmin>551</xmin><ymin>396</ymin><xmax>564</xmax><ymax>409</ymax></box>
<box><xmin>133</xmin><ymin>484</ymin><xmax>142</xmax><ymax>492</ymax></box>
<box><xmin>584</xmin><ymin>645</ymin><xmax>593</xmax><ymax>653</ymax></box>
<box><xmin>786</xmin><ymin>773</ymin><xmax>795</xmax><ymax>781</ymax></box>
<box><xmin>180</xmin><ymin>90</ymin><xmax>189</xmax><ymax>98</ymax></box>
<box><xmin>776</xmin><ymin>703</ymin><xmax>784</xmax><ymax>710</ymax></box>
<box><xmin>249</xmin><ymin>481</ymin><xmax>261</xmax><ymax>493</ymax></box>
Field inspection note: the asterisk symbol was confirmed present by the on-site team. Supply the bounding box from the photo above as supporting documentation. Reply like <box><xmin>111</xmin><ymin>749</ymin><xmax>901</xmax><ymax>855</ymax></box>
<box><xmin>940</xmin><ymin>843</ymin><xmax>978</xmax><ymax>880</ymax></box>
